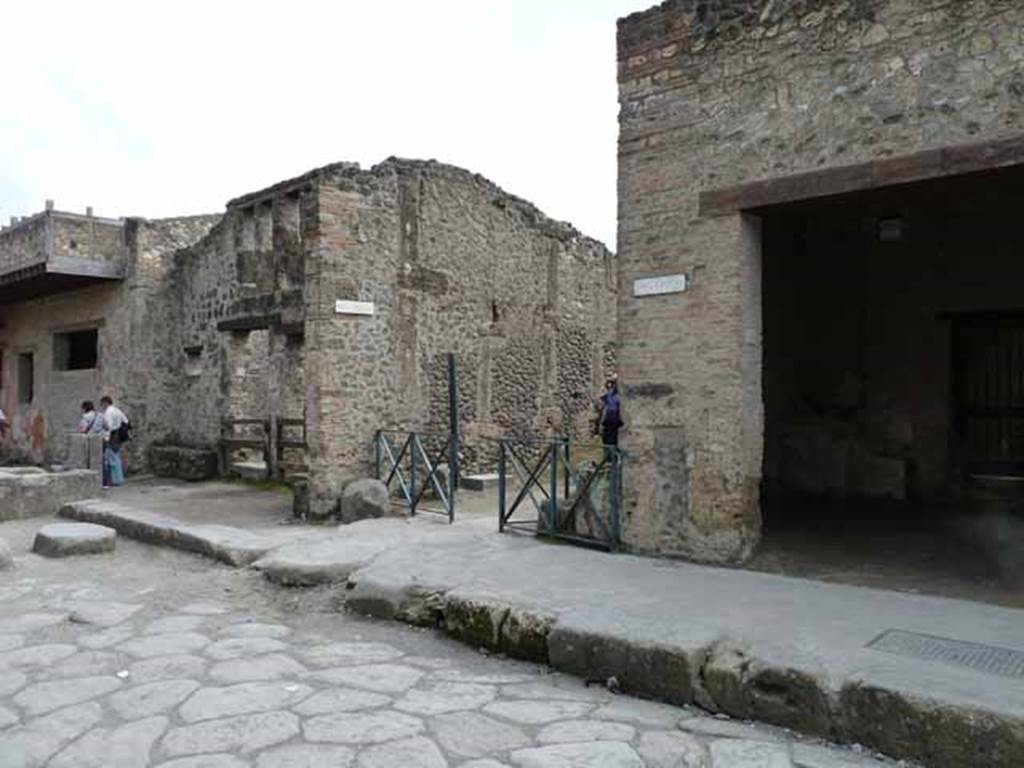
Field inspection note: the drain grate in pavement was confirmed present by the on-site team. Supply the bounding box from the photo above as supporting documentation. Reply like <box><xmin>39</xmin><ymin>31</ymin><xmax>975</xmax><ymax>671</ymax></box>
<box><xmin>868</xmin><ymin>629</ymin><xmax>1024</xmax><ymax>679</ymax></box>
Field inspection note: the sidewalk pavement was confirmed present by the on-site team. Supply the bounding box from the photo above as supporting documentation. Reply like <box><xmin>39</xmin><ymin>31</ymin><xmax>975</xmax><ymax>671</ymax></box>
<box><xmin>61</xmin><ymin>497</ymin><xmax>1024</xmax><ymax>768</ymax></box>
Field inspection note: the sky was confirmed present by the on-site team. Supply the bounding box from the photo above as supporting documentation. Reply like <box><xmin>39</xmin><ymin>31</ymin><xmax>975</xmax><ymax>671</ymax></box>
<box><xmin>0</xmin><ymin>0</ymin><xmax>652</xmax><ymax>249</ymax></box>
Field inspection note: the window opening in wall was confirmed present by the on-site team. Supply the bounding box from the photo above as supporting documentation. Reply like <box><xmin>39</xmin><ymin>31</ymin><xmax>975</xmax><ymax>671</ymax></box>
<box><xmin>184</xmin><ymin>345</ymin><xmax>203</xmax><ymax>378</ymax></box>
<box><xmin>53</xmin><ymin>329</ymin><xmax>99</xmax><ymax>371</ymax></box>
<box><xmin>491</xmin><ymin>300</ymin><xmax>500</xmax><ymax>323</ymax></box>
<box><xmin>17</xmin><ymin>353</ymin><xmax>33</xmax><ymax>403</ymax></box>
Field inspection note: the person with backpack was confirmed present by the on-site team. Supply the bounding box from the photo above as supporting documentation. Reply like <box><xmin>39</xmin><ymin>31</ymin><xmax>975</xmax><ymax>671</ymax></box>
<box><xmin>596</xmin><ymin>378</ymin><xmax>623</xmax><ymax>447</ymax></box>
<box><xmin>78</xmin><ymin>401</ymin><xmax>103</xmax><ymax>434</ymax></box>
<box><xmin>99</xmin><ymin>395</ymin><xmax>130</xmax><ymax>487</ymax></box>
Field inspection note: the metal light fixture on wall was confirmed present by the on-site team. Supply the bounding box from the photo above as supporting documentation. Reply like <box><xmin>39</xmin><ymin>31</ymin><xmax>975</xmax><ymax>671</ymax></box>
<box><xmin>878</xmin><ymin>217</ymin><xmax>904</xmax><ymax>242</ymax></box>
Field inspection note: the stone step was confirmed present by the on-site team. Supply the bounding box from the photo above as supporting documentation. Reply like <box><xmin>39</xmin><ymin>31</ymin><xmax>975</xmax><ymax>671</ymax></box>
<box><xmin>459</xmin><ymin>473</ymin><xmax>500</xmax><ymax>491</ymax></box>
<box><xmin>59</xmin><ymin>500</ymin><xmax>305</xmax><ymax>567</ymax></box>
<box><xmin>33</xmin><ymin>522</ymin><xmax>116</xmax><ymax>557</ymax></box>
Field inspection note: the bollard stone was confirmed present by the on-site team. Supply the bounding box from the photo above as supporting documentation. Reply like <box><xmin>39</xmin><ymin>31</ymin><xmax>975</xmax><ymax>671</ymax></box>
<box><xmin>33</xmin><ymin>523</ymin><xmax>117</xmax><ymax>558</ymax></box>
<box><xmin>0</xmin><ymin>538</ymin><xmax>13</xmax><ymax>569</ymax></box>
<box><xmin>339</xmin><ymin>479</ymin><xmax>396</xmax><ymax>525</ymax></box>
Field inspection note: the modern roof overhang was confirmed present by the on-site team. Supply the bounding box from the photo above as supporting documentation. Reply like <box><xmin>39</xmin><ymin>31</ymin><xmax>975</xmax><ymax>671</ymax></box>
<box><xmin>0</xmin><ymin>256</ymin><xmax>125</xmax><ymax>305</ymax></box>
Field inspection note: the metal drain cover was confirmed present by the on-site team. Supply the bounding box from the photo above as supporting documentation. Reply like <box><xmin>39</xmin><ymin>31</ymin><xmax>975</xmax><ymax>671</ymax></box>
<box><xmin>868</xmin><ymin>629</ymin><xmax>1024</xmax><ymax>679</ymax></box>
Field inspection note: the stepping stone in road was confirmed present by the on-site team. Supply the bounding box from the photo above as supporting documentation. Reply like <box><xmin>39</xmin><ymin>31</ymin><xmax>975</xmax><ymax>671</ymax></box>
<box><xmin>33</xmin><ymin>524</ymin><xmax>117</xmax><ymax>558</ymax></box>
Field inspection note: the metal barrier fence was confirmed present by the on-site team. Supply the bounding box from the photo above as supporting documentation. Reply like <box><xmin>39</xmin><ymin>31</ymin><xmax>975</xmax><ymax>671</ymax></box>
<box><xmin>497</xmin><ymin>437</ymin><xmax>622</xmax><ymax>550</ymax></box>
<box><xmin>375</xmin><ymin>430</ymin><xmax>456</xmax><ymax>523</ymax></box>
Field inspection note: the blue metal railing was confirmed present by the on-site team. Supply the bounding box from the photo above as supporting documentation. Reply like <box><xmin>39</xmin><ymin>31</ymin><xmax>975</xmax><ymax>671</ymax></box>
<box><xmin>375</xmin><ymin>429</ymin><xmax>457</xmax><ymax>523</ymax></box>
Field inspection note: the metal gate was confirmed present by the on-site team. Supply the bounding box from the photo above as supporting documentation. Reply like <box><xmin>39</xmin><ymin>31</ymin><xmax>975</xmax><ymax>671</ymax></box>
<box><xmin>497</xmin><ymin>437</ymin><xmax>622</xmax><ymax>550</ymax></box>
<box><xmin>375</xmin><ymin>430</ymin><xmax>456</xmax><ymax>522</ymax></box>
<box><xmin>955</xmin><ymin>315</ymin><xmax>1024</xmax><ymax>477</ymax></box>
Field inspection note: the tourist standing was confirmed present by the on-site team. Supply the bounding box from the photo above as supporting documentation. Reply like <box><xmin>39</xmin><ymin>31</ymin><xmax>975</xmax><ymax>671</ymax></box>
<box><xmin>99</xmin><ymin>396</ymin><xmax>128</xmax><ymax>487</ymax></box>
<box><xmin>78</xmin><ymin>401</ymin><xmax>102</xmax><ymax>434</ymax></box>
<box><xmin>596</xmin><ymin>378</ymin><xmax>623</xmax><ymax>447</ymax></box>
<box><xmin>0</xmin><ymin>407</ymin><xmax>7</xmax><ymax>439</ymax></box>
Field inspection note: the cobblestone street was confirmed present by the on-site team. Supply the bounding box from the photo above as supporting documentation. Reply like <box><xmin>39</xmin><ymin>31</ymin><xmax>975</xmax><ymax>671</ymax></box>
<box><xmin>0</xmin><ymin>519</ymin><xmax>904</xmax><ymax>768</ymax></box>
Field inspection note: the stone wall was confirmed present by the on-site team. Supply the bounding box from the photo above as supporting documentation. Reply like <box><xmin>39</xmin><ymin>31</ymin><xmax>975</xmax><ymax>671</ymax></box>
<box><xmin>51</xmin><ymin>214</ymin><xmax>125</xmax><ymax>265</ymax></box>
<box><xmin>617</xmin><ymin>0</ymin><xmax>1024</xmax><ymax>561</ymax></box>
<box><xmin>0</xmin><ymin>214</ymin><xmax>49</xmax><ymax>273</ymax></box>
<box><xmin>0</xmin><ymin>215</ymin><xmax>219</xmax><ymax>467</ymax></box>
<box><xmin>0</xmin><ymin>211</ymin><xmax>126</xmax><ymax>274</ymax></box>
<box><xmin>0</xmin><ymin>158</ymin><xmax>613</xmax><ymax>505</ymax></box>
<box><xmin>170</xmin><ymin>182</ymin><xmax>316</xmax><ymax>451</ymax></box>
<box><xmin>305</xmin><ymin>159</ymin><xmax>616</xmax><ymax>515</ymax></box>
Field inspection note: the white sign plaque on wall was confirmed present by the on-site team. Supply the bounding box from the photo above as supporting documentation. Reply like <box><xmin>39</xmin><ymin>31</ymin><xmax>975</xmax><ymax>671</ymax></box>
<box><xmin>335</xmin><ymin>300</ymin><xmax>375</xmax><ymax>316</ymax></box>
<box><xmin>633</xmin><ymin>273</ymin><xmax>688</xmax><ymax>298</ymax></box>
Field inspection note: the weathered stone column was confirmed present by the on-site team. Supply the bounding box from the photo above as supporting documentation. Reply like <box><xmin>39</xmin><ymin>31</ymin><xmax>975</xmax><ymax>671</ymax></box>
<box><xmin>619</xmin><ymin>213</ymin><xmax>763</xmax><ymax>563</ymax></box>
<box><xmin>304</xmin><ymin>181</ymin><xmax>401</xmax><ymax>519</ymax></box>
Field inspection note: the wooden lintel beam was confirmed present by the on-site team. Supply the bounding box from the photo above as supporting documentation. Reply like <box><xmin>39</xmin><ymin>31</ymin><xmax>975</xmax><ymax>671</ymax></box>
<box><xmin>699</xmin><ymin>135</ymin><xmax>1024</xmax><ymax>217</ymax></box>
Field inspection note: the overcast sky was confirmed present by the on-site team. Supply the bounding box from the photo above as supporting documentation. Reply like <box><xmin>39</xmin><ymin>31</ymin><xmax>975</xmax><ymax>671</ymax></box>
<box><xmin>0</xmin><ymin>0</ymin><xmax>652</xmax><ymax>249</ymax></box>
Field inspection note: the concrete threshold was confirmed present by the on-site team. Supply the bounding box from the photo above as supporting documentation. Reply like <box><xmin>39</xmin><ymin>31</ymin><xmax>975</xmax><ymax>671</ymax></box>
<box><xmin>59</xmin><ymin>501</ymin><xmax>1024</xmax><ymax>767</ymax></box>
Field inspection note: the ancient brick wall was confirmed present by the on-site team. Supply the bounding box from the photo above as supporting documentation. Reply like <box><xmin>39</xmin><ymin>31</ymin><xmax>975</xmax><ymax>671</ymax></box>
<box><xmin>305</xmin><ymin>159</ymin><xmax>616</xmax><ymax>515</ymax></box>
<box><xmin>617</xmin><ymin>0</ymin><xmax>1024</xmax><ymax>561</ymax></box>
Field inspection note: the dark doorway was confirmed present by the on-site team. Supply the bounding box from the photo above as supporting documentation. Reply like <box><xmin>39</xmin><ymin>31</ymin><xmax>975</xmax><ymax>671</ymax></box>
<box><xmin>751</xmin><ymin>164</ymin><xmax>1024</xmax><ymax>608</ymax></box>
<box><xmin>954</xmin><ymin>314</ymin><xmax>1024</xmax><ymax>479</ymax></box>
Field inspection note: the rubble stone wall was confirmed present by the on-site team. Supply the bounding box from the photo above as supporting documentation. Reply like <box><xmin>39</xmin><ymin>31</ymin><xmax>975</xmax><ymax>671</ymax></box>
<box><xmin>0</xmin><ymin>214</ymin><xmax>49</xmax><ymax>273</ymax></box>
<box><xmin>617</xmin><ymin>0</ymin><xmax>1024</xmax><ymax>561</ymax></box>
<box><xmin>305</xmin><ymin>159</ymin><xmax>616</xmax><ymax>515</ymax></box>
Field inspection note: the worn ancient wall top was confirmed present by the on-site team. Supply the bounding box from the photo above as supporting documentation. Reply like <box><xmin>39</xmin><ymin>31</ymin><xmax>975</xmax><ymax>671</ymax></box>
<box><xmin>616</xmin><ymin>0</ymin><xmax>1024</xmax><ymax>561</ymax></box>
<box><xmin>0</xmin><ymin>214</ymin><xmax>49</xmax><ymax>274</ymax></box>
<box><xmin>0</xmin><ymin>210</ymin><xmax>126</xmax><ymax>275</ymax></box>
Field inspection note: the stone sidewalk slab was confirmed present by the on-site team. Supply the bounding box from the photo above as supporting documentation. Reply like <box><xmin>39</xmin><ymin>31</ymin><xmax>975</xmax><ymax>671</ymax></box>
<box><xmin>335</xmin><ymin>521</ymin><xmax>1024</xmax><ymax>768</ymax></box>
<box><xmin>60</xmin><ymin>500</ymin><xmax>308</xmax><ymax>566</ymax></box>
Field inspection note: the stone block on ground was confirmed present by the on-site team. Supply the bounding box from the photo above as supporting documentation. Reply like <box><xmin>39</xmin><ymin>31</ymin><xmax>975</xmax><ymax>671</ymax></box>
<box><xmin>66</xmin><ymin>434</ymin><xmax>104</xmax><ymax>471</ymax></box>
<box><xmin>33</xmin><ymin>523</ymin><xmax>117</xmax><ymax>558</ymax></box>
<box><xmin>0</xmin><ymin>538</ymin><xmax>13</xmax><ymax>569</ymax></box>
<box><xmin>340</xmin><ymin>479</ymin><xmax>397</xmax><ymax>524</ymax></box>
<box><xmin>460</xmin><ymin>474</ymin><xmax>499</xmax><ymax>491</ymax></box>
<box><xmin>289</xmin><ymin>474</ymin><xmax>310</xmax><ymax>519</ymax></box>
<box><xmin>148</xmin><ymin>445</ymin><xmax>219</xmax><ymax>482</ymax></box>
<box><xmin>0</xmin><ymin>468</ymin><xmax>100</xmax><ymax>522</ymax></box>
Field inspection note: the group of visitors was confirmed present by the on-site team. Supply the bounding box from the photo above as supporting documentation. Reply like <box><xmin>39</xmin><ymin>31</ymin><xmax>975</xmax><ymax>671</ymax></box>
<box><xmin>78</xmin><ymin>396</ymin><xmax>130</xmax><ymax>488</ymax></box>
<box><xmin>0</xmin><ymin>396</ymin><xmax>129</xmax><ymax>488</ymax></box>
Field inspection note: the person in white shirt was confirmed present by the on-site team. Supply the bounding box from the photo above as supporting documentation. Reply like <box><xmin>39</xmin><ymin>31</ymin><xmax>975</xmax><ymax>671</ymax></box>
<box><xmin>0</xmin><ymin>407</ymin><xmax>7</xmax><ymax>438</ymax></box>
<box><xmin>99</xmin><ymin>396</ymin><xmax>128</xmax><ymax>487</ymax></box>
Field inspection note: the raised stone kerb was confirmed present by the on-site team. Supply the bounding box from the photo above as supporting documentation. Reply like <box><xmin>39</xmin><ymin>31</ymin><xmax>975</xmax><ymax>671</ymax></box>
<box><xmin>32</xmin><ymin>523</ymin><xmax>116</xmax><ymax>557</ymax></box>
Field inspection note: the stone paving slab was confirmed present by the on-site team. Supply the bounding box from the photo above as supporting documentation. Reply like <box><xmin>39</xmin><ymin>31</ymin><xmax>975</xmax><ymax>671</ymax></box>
<box><xmin>0</xmin><ymin>520</ymin><xmax>908</xmax><ymax>768</ymax></box>
<box><xmin>44</xmin><ymin>498</ymin><xmax>1024</xmax><ymax>767</ymax></box>
<box><xmin>308</xmin><ymin>519</ymin><xmax>1024</xmax><ymax>768</ymax></box>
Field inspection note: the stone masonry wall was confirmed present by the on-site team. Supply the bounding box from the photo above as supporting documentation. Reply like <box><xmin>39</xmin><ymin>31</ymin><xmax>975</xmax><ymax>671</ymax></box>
<box><xmin>617</xmin><ymin>0</ymin><xmax>1024</xmax><ymax>561</ymax></box>
<box><xmin>305</xmin><ymin>159</ymin><xmax>616</xmax><ymax>515</ymax></box>
<box><xmin>171</xmin><ymin>184</ymin><xmax>316</xmax><ymax>452</ymax></box>
<box><xmin>0</xmin><ymin>215</ymin><xmax>49</xmax><ymax>273</ymax></box>
<box><xmin>0</xmin><ymin>215</ymin><xmax>218</xmax><ymax>467</ymax></box>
